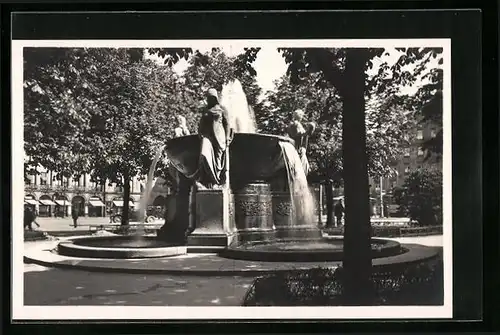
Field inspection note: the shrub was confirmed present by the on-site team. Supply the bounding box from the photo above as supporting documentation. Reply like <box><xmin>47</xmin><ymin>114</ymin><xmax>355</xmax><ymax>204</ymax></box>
<box><xmin>393</xmin><ymin>168</ymin><xmax>443</xmax><ymax>226</ymax></box>
<box><xmin>242</xmin><ymin>259</ymin><xmax>443</xmax><ymax>306</ymax></box>
<box><xmin>323</xmin><ymin>225</ymin><xmax>442</xmax><ymax>237</ymax></box>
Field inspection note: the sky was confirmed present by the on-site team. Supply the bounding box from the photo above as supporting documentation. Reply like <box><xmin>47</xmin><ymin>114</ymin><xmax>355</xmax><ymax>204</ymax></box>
<box><xmin>147</xmin><ymin>46</ymin><xmax>440</xmax><ymax>101</ymax></box>
<box><xmin>148</xmin><ymin>46</ymin><xmax>289</xmax><ymax>100</ymax></box>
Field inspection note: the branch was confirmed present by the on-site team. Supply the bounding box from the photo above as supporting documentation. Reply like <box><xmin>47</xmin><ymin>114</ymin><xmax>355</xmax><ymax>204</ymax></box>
<box><xmin>306</xmin><ymin>49</ymin><xmax>345</xmax><ymax>94</ymax></box>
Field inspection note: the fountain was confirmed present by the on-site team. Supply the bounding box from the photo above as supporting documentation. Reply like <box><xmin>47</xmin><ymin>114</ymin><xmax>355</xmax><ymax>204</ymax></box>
<box><xmin>55</xmin><ymin>79</ymin><xmax>408</xmax><ymax>263</ymax></box>
<box><xmin>157</xmin><ymin>79</ymin><xmax>401</xmax><ymax>261</ymax></box>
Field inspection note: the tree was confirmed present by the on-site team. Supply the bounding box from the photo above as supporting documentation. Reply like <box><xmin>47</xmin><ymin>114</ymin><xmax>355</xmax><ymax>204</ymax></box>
<box><xmin>23</xmin><ymin>48</ymin><xmax>120</xmax><ymax>183</ymax></box>
<box><xmin>182</xmin><ymin>49</ymin><xmax>262</xmax><ymax>106</ymax></box>
<box><xmin>24</xmin><ymin>48</ymin><xmax>184</xmax><ymax>225</ymax></box>
<box><xmin>414</xmin><ymin>69</ymin><xmax>443</xmax><ymax>159</ymax></box>
<box><xmin>393</xmin><ymin>168</ymin><xmax>443</xmax><ymax>226</ymax></box>
<box><xmin>82</xmin><ymin>50</ymin><xmax>184</xmax><ymax>225</ymax></box>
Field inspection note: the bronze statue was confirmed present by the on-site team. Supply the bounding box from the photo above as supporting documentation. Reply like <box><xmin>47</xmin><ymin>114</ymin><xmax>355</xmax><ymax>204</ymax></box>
<box><xmin>287</xmin><ymin>109</ymin><xmax>316</xmax><ymax>175</ymax></box>
<box><xmin>195</xmin><ymin>88</ymin><xmax>234</xmax><ymax>190</ymax></box>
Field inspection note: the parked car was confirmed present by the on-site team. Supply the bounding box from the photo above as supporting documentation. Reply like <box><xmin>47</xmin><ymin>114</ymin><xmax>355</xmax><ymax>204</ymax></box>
<box><xmin>110</xmin><ymin>207</ymin><xmax>163</xmax><ymax>224</ymax></box>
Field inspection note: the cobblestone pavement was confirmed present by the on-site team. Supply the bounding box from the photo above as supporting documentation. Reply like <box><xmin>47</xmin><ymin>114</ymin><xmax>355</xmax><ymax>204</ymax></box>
<box><xmin>24</xmin><ymin>263</ymin><xmax>255</xmax><ymax>306</ymax></box>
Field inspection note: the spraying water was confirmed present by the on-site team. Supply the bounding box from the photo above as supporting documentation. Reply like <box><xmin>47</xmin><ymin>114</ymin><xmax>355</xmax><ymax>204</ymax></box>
<box><xmin>220</xmin><ymin>79</ymin><xmax>257</xmax><ymax>133</ymax></box>
<box><xmin>136</xmin><ymin>145</ymin><xmax>165</xmax><ymax>235</ymax></box>
<box><xmin>279</xmin><ymin>142</ymin><xmax>316</xmax><ymax>227</ymax></box>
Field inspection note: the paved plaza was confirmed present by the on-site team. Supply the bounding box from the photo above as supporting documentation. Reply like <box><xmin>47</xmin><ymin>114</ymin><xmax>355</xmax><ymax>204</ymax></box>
<box><xmin>24</xmin><ymin>263</ymin><xmax>254</xmax><ymax>306</ymax></box>
<box><xmin>22</xmin><ymin>235</ymin><xmax>443</xmax><ymax>306</ymax></box>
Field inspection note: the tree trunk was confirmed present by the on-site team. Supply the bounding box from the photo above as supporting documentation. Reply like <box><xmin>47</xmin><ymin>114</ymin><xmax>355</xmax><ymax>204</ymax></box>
<box><xmin>121</xmin><ymin>173</ymin><xmax>131</xmax><ymax>226</ymax></box>
<box><xmin>341</xmin><ymin>49</ymin><xmax>373</xmax><ymax>304</ymax></box>
<box><xmin>325</xmin><ymin>180</ymin><xmax>334</xmax><ymax>227</ymax></box>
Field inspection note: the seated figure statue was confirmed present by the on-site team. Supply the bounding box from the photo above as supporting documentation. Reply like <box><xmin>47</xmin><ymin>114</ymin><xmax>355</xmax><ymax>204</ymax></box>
<box><xmin>195</xmin><ymin>88</ymin><xmax>234</xmax><ymax>190</ymax></box>
<box><xmin>287</xmin><ymin>109</ymin><xmax>316</xmax><ymax>176</ymax></box>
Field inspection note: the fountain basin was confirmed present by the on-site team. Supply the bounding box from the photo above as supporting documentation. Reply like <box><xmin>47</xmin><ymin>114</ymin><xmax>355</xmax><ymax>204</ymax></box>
<box><xmin>166</xmin><ymin>133</ymin><xmax>294</xmax><ymax>183</ymax></box>
<box><xmin>57</xmin><ymin>236</ymin><xmax>187</xmax><ymax>259</ymax></box>
<box><xmin>221</xmin><ymin>237</ymin><xmax>404</xmax><ymax>262</ymax></box>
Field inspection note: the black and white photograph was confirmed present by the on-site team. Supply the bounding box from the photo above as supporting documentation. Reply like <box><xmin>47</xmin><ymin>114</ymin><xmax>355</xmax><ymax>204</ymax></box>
<box><xmin>13</xmin><ymin>36</ymin><xmax>452</xmax><ymax>320</ymax></box>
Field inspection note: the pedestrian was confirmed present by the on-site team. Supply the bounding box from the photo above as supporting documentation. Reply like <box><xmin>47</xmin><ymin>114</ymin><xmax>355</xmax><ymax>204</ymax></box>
<box><xmin>71</xmin><ymin>207</ymin><xmax>79</xmax><ymax>228</ymax></box>
<box><xmin>24</xmin><ymin>207</ymin><xmax>40</xmax><ymax>231</ymax></box>
<box><xmin>334</xmin><ymin>199</ymin><xmax>344</xmax><ymax>227</ymax></box>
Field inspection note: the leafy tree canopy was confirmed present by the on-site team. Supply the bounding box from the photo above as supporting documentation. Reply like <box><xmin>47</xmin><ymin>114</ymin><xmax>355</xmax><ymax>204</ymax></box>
<box><xmin>393</xmin><ymin>167</ymin><xmax>443</xmax><ymax>226</ymax></box>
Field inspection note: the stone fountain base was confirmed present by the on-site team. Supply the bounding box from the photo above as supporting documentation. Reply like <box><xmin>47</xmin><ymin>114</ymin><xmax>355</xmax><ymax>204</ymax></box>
<box><xmin>159</xmin><ymin>181</ymin><xmax>322</xmax><ymax>250</ymax></box>
<box><xmin>186</xmin><ymin>188</ymin><xmax>236</xmax><ymax>252</ymax></box>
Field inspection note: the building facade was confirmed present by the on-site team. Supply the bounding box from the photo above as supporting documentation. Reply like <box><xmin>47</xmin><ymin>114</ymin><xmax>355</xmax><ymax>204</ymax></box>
<box><xmin>24</xmin><ymin>166</ymin><xmax>171</xmax><ymax>218</ymax></box>
<box><xmin>367</xmin><ymin>121</ymin><xmax>442</xmax><ymax>216</ymax></box>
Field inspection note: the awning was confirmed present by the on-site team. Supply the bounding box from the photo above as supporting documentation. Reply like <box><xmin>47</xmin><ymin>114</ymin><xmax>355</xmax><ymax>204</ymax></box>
<box><xmin>89</xmin><ymin>200</ymin><xmax>105</xmax><ymax>207</ymax></box>
<box><xmin>24</xmin><ymin>199</ymin><xmax>39</xmax><ymax>205</ymax></box>
<box><xmin>54</xmin><ymin>200</ymin><xmax>69</xmax><ymax>206</ymax></box>
<box><xmin>112</xmin><ymin>200</ymin><xmax>135</xmax><ymax>207</ymax></box>
<box><xmin>39</xmin><ymin>199</ymin><xmax>56</xmax><ymax>206</ymax></box>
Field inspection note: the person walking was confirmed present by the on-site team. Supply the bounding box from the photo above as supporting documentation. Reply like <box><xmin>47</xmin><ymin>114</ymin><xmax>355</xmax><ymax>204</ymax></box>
<box><xmin>71</xmin><ymin>207</ymin><xmax>80</xmax><ymax>228</ymax></box>
<box><xmin>24</xmin><ymin>207</ymin><xmax>40</xmax><ymax>231</ymax></box>
<box><xmin>334</xmin><ymin>199</ymin><xmax>344</xmax><ymax>227</ymax></box>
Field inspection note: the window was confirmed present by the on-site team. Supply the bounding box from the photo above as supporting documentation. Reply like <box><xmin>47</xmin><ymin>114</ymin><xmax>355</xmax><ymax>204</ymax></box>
<box><xmin>431</xmin><ymin>129</ymin><xmax>437</xmax><ymax>138</ymax></box>
<box><xmin>418</xmin><ymin>147</ymin><xmax>424</xmax><ymax>156</ymax></box>
<box><xmin>416</xmin><ymin>130</ymin><xmax>423</xmax><ymax>140</ymax></box>
<box><xmin>404</xmin><ymin>148</ymin><xmax>411</xmax><ymax>157</ymax></box>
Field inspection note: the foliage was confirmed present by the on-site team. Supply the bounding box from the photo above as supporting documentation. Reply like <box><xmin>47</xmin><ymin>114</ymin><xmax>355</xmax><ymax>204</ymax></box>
<box><xmin>325</xmin><ymin>225</ymin><xmax>443</xmax><ymax>238</ymax></box>
<box><xmin>242</xmin><ymin>260</ymin><xmax>443</xmax><ymax>306</ymax></box>
<box><xmin>260</xmin><ymin>72</ymin><xmax>417</xmax><ymax>180</ymax></box>
<box><xmin>258</xmin><ymin>73</ymin><xmax>343</xmax><ymax>182</ymax></box>
<box><xmin>24</xmin><ymin>48</ymin><xmax>98</xmax><ymax>179</ymax></box>
<box><xmin>181</xmin><ymin>49</ymin><xmax>262</xmax><ymax>106</ymax></box>
<box><xmin>24</xmin><ymin>47</ymin><xmax>185</xmax><ymax>224</ymax></box>
<box><xmin>367</xmin><ymin>48</ymin><xmax>443</xmax><ymax>159</ymax></box>
<box><xmin>393</xmin><ymin>167</ymin><xmax>443</xmax><ymax>226</ymax></box>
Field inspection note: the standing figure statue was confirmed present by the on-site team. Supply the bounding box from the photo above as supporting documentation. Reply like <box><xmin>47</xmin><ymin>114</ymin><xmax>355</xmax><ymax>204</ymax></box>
<box><xmin>287</xmin><ymin>109</ymin><xmax>316</xmax><ymax>175</ymax></box>
<box><xmin>196</xmin><ymin>88</ymin><xmax>234</xmax><ymax>190</ymax></box>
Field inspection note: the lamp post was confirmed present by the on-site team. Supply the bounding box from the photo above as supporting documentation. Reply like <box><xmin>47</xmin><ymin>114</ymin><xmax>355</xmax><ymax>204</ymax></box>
<box><xmin>380</xmin><ymin>176</ymin><xmax>384</xmax><ymax>218</ymax></box>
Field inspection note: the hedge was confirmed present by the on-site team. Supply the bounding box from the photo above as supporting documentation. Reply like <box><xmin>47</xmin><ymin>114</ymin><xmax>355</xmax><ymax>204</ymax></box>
<box><xmin>242</xmin><ymin>258</ymin><xmax>443</xmax><ymax>306</ymax></box>
<box><xmin>324</xmin><ymin>225</ymin><xmax>443</xmax><ymax>238</ymax></box>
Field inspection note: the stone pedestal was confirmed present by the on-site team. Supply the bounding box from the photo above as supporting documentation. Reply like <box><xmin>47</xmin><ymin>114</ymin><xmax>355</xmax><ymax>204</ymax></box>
<box><xmin>233</xmin><ymin>182</ymin><xmax>275</xmax><ymax>244</ymax></box>
<box><xmin>187</xmin><ymin>188</ymin><xmax>235</xmax><ymax>249</ymax></box>
<box><xmin>157</xmin><ymin>176</ymin><xmax>191</xmax><ymax>244</ymax></box>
